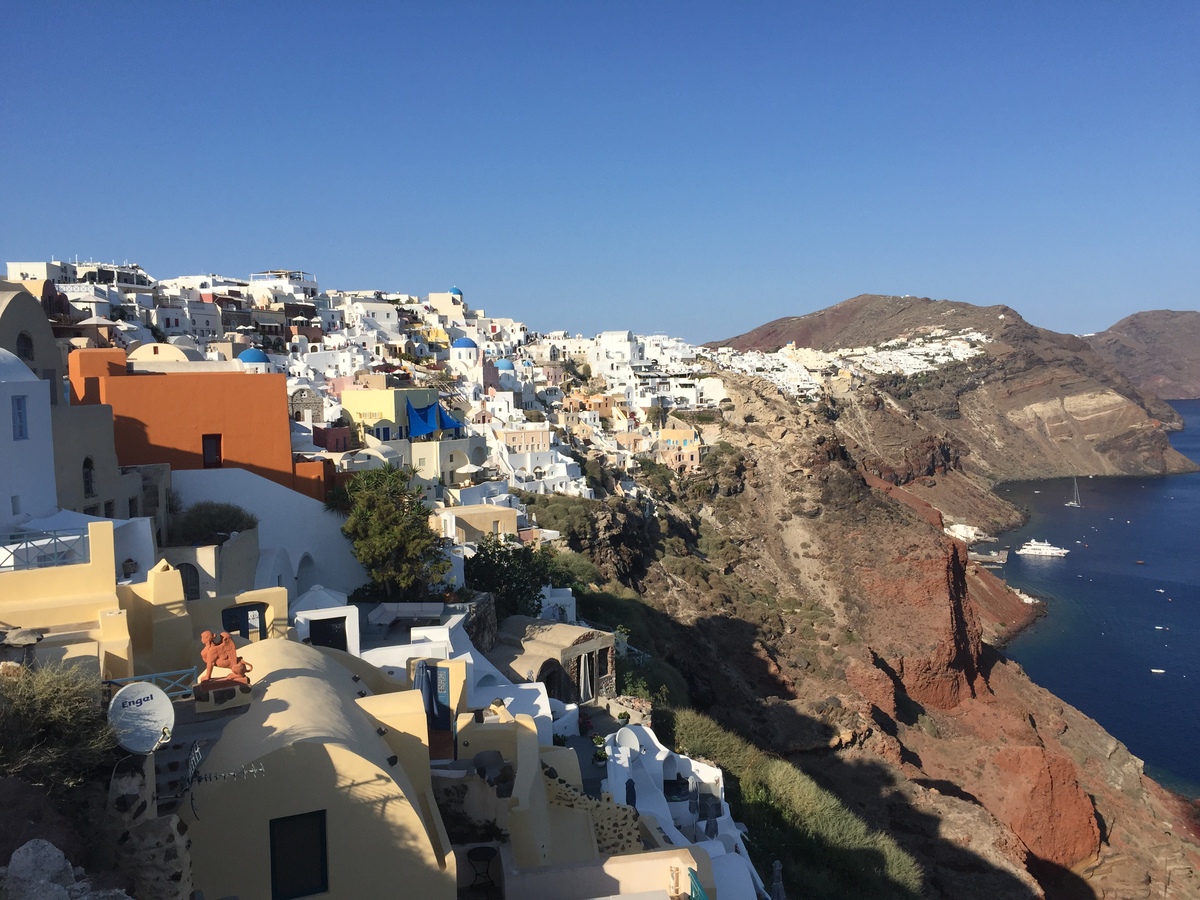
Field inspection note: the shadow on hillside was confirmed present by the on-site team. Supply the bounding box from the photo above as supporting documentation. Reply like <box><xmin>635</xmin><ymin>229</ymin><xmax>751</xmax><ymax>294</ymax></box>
<box><xmin>597</xmin><ymin>596</ymin><xmax>1096</xmax><ymax>900</ymax></box>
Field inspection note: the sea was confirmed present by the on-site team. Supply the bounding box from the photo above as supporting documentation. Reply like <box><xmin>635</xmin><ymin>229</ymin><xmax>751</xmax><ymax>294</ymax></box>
<box><xmin>998</xmin><ymin>399</ymin><xmax>1200</xmax><ymax>798</ymax></box>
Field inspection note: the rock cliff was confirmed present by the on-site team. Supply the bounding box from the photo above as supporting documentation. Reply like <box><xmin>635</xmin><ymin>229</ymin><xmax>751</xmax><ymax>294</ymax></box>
<box><xmin>1086</xmin><ymin>310</ymin><xmax>1200</xmax><ymax>401</ymax></box>
<box><xmin>613</xmin><ymin>369</ymin><xmax>1200</xmax><ymax>898</ymax></box>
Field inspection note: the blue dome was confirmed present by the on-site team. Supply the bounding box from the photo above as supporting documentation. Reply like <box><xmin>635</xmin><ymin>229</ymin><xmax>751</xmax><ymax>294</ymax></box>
<box><xmin>451</xmin><ymin>337</ymin><xmax>478</xmax><ymax>349</ymax></box>
<box><xmin>495</xmin><ymin>359</ymin><xmax>515</xmax><ymax>370</ymax></box>
<box><xmin>238</xmin><ymin>347</ymin><xmax>270</xmax><ymax>363</ymax></box>
<box><xmin>521</xmin><ymin>359</ymin><xmax>533</xmax><ymax>367</ymax></box>
<box><xmin>450</xmin><ymin>286</ymin><xmax>463</xmax><ymax>296</ymax></box>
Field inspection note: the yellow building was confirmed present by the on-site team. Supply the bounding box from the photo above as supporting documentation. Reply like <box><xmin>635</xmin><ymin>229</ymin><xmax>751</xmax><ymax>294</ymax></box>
<box><xmin>0</xmin><ymin>520</ymin><xmax>133</xmax><ymax>679</ymax></box>
<box><xmin>655</xmin><ymin>426</ymin><xmax>704</xmax><ymax>473</ymax></box>
<box><xmin>339</xmin><ymin>387</ymin><xmax>440</xmax><ymax>442</ymax></box>
<box><xmin>0</xmin><ymin>512</ymin><xmax>293</xmax><ymax>681</ymax></box>
<box><xmin>450</xmin><ymin>703</ymin><xmax>719</xmax><ymax>899</ymax></box>
<box><xmin>180</xmin><ymin>639</ymin><xmax>457</xmax><ymax>900</ymax></box>
<box><xmin>431</xmin><ymin>503</ymin><xmax>519</xmax><ymax>544</ymax></box>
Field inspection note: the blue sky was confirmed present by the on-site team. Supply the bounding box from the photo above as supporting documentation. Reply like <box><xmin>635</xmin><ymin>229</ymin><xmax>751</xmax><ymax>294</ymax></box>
<box><xmin>2</xmin><ymin>2</ymin><xmax>1196</xmax><ymax>343</ymax></box>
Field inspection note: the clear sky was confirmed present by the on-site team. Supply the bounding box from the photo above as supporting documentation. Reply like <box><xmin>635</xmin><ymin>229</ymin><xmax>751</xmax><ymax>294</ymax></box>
<box><xmin>2</xmin><ymin>2</ymin><xmax>1196</xmax><ymax>343</ymax></box>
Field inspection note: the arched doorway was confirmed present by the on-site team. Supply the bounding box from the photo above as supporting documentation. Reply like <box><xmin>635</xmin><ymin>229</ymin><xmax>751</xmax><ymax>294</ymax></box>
<box><xmin>296</xmin><ymin>553</ymin><xmax>317</xmax><ymax>594</ymax></box>
<box><xmin>178</xmin><ymin>563</ymin><xmax>201</xmax><ymax>601</ymax></box>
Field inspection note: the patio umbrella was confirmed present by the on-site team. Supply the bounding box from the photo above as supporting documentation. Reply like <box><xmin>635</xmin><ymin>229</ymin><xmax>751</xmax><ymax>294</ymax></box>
<box><xmin>770</xmin><ymin>860</ymin><xmax>786</xmax><ymax>900</ymax></box>
<box><xmin>625</xmin><ymin>777</ymin><xmax>636</xmax><ymax>808</ymax></box>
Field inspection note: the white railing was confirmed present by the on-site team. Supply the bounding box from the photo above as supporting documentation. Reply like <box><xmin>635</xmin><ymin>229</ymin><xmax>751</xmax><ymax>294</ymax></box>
<box><xmin>0</xmin><ymin>528</ymin><xmax>91</xmax><ymax>572</ymax></box>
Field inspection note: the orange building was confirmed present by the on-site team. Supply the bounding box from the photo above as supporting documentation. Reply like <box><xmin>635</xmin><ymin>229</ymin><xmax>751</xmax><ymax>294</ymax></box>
<box><xmin>68</xmin><ymin>348</ymin><xmax>328</xmax><ymax>500</ymax></box>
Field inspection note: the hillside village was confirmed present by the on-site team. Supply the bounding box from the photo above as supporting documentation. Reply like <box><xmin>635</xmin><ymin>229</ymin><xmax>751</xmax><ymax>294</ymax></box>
<box><xmin>0</xmin><ymin>260</ymin><xmax>993</xmax><ymax>900</ymax></box>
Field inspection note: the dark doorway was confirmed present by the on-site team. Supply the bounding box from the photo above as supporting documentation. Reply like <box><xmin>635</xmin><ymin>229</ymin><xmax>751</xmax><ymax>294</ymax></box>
<box><xmin>222</xmin><ymin>601</ymin><xmax>269</xmax><ymax>639</ymax></box>
<box><xmin>202</xmin><ymin>434</ymin><xmax>222</xmax><ymax>468</ymax></box>
<box><xmin>269</xmin><ymin>810</ymin><xmax>327</xmax><ymax>899</ymax></box>
<box><xmin>308</xmin><ymin>616</ymin><xmax>348</xmax><ymax>652</ymax></box>
<box><xmin>178</xmin><ymin>563</ymin><xmax>201</xmax><ymax>601</ymax></box>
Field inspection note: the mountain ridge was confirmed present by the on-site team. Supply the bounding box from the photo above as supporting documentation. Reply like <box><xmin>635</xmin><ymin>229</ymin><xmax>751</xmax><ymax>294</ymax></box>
<box><xmin>1086</xmin><ymin>309</ymin><xmax>1200</xmax><ymax>400</ymax></box>
<box><xmin>588</xmin><ymin>294</ymin><xmax>1200</xmax><ymax>895</ymax></box>
<box><xmin>596</xmin><ymin>371</ymin><xmax>1200</xmax><ymax>898</ymax></box>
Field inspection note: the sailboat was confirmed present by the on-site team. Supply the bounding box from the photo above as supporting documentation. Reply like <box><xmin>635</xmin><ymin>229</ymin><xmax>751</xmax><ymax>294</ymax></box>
<box><xmin>1064</xmin><ymin>477</ymin><xmax>1082</xmax><ymax>508</ymax></box>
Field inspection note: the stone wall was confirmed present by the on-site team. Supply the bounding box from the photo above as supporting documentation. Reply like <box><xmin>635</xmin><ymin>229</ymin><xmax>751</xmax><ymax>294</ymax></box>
<box><xmin>106</xmin><ymin>755</ymin><xmax>192</xmax><ymax>900</ymax></box>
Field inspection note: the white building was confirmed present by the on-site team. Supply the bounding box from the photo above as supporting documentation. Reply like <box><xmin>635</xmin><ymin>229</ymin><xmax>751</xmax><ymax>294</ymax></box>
<box><xmin>246</xmin><ymin>270</ymin><xmax>320</xmax><ymax>306</ymax></box>
<box><xmin>152</xmin><ymin>299</ymin><xmax>222</xmax><ymax>341</ymax></box>
<box><xmin>1</xmin><ymin>349</ymin><xmax>58</xmax><ymax>528</ymax></box>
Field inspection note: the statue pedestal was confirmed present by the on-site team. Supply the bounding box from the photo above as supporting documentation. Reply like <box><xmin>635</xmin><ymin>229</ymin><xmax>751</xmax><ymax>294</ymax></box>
<box><xmin>193</xmin><ymin>678</ymin><xmax>252</xmax><ymax>713</ymax></box>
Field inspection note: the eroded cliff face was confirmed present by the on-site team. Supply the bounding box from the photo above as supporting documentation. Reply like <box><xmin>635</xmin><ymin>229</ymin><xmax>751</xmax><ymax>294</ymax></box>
<box><xmin>628</xmin><ymin>373</ymin><xmax>1200</xmax><ymax>898</ymax></box>
<box><xmin>1086</xmin><ymin>310</ymin><xmax>1200</xmax><ymax>401</ymax></box>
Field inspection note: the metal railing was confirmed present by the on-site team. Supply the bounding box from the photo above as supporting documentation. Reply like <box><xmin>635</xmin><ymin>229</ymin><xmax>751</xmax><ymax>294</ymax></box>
<box><xmin>688</xmin><ymin>868</ymin><xmax>710</xmax><ymax>900</ymax></box>
<box><xmin>105</xmin><ymin>667</ymin><xmax>197</xmax><ymax>701</ymax></box>
<box><xmin>0</xmin><ymin>528</ymin><xmax>91</xmax><ymax>572</ymax></box>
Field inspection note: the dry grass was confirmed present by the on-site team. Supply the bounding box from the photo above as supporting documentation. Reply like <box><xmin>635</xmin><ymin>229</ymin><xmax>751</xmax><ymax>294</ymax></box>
<box><xmin>0</xmin><ymin>663</ymin><xmax>119</xmax><ymax>793</ymax></box>
<box><xmin>658</xmin><ymin>707</ymin><xmax>924</xmax><ymax>900</ymax></box>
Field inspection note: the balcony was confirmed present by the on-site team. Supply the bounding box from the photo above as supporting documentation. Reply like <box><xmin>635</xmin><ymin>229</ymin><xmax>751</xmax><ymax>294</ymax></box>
<box><xmin>0</xmin><ymin>528</ymin><xmax>91</xmax><ymax>572</ymax></box>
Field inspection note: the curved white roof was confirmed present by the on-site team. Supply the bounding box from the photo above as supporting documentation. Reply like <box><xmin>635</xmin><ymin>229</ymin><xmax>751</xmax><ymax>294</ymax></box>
<box><xmin>0</xmin><ymin>348</ymin><xmax>37</xmax><ymax>382</ymax></box>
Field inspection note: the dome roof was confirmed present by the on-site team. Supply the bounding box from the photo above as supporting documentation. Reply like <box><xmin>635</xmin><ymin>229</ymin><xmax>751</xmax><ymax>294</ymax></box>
<box><xmin>451</xmin><ymin>337</ymin><xmax>478</xmax><ymax>349</ymax></box>
<box><xmin>238</xmin><ymin>347</ymin><xmax>270</xmax><ymax>364</ymax></box>
<box><xmin>0</xmin><ymin>348</ymin><xmax>37</xmax><ymax>383</ymax></box>
<box><xmin>494</xmin><ymin>358</ymin><xmax>515</xmax><ymax>370</ymax></box>
<box><xmin>449</xmin><ymin>286</ymin><xmax>463</xmax><ymax>296</ymax></box>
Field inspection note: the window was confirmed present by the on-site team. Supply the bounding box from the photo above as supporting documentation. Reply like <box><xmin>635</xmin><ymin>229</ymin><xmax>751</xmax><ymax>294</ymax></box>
<box><xmin>104</xmin><ymin>500</ymin><xmax>115</xmax><ymax>518</ymax></box>
<box><xmin>268</xmin><ymin>809</ymin><xmax>328</xmax><ymax>899</ymax></box>
<box><xmin>308</xmin><ymin>616</ymin><xmax>348</xmax><ymax>652</ymax></box>
<box><xmin>128</xmin><ymin>497</ymin><xmax>138</xmax><ymax>518</ymax></box>
<box><xmin>83</xmin><ymin>457</ymin><xmax>96</xmax><ymax>497</ymax></box>
<box><xmin>15</xmin><ymin>332</ymin><xmax>34</xmax><ymax>361</ymax></box>
<box><xmin>12</xmin><ymin>396</ymin><xmax>29</xmax><ymax>440</ymax></box>
<box><xmin>202</xmin><ymin>434</ymin><xmax>222</xmax><ymax>468</ymax></box>
<box><xmin>10</xmin><ymin>495</ymin><xmax>19</xmax><ymax>516</ymax></box>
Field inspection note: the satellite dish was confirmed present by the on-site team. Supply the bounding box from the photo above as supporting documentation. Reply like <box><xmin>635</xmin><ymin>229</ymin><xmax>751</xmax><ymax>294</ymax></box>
<box><xmin>108</xmin><ymin>683</ymin><xmax>175</xmax><ymax>754</ymax></box>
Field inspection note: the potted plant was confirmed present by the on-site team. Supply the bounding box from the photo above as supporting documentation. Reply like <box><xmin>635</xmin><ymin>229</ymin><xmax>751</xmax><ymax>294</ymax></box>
<box><xmin>592</xmin><ymin>749</ymin><xmax>608</xmax><ymax>767</ymax></box>
<box><xmin>592</xmin><ymin>734</ymin><xmax>606</xmax><ymax>747</ymax></box>
<box><xmin>617</xmin><ymin>711</ymin><xmax>631</xmax><ymax>725</ymax></box>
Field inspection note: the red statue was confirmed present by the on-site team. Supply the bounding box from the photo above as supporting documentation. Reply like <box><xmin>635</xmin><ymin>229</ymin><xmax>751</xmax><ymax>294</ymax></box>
<box><xmin>199</xmin><ymin>631</ymin><xmax>254</xmax><ymax>685</ymax></box>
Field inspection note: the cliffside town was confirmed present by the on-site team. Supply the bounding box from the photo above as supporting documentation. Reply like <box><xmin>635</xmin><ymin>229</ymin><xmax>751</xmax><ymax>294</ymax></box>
<box><xmin>2</xmin><ymin>263</ymin><xmax>1198</xmax><ymax>899</ymax></box>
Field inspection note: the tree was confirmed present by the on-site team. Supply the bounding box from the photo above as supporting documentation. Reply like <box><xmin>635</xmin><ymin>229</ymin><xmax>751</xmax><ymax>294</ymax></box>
<box><xmin>465</xmin><ymin>533</ymin><xmax>562</xmax><ymax>619</ymax></box>
<box><xmin>646</xmin><ymin>404</ymin><xmax>669</xmax><ymax>430</ymax></box>
<box><xmin>170</xmin><ymin>501</ymin><xmax>258</xmax><ymax>546</ymax></box>
<box><xmin>339</xmin><ymin>465</ymin><xmax>449</xmax><ymax>598</ymax></box>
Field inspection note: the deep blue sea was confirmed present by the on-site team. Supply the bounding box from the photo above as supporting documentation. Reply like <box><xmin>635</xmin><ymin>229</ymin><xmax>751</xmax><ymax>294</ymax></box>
<box><xmin>999</xmin><ymin>399</ymin><xmax>1200</xmax><ymax>798</ymax></box>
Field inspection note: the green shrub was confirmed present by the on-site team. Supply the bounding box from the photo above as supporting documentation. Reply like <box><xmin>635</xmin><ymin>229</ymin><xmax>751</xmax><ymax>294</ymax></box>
<box><xmin>0</xmin><ymin>664</ymin><xmax>119</xmax><ymax>793</ymax></box>
<box><xmin>171</xmin><ymin>501</ymin><xmax>258</xmax><ymax>546</ymax></box>
<box><xmin>551</xmin><ymin>550</ymin><xmax>601</xmax><ymax>587</ymax></box>
<box><xmin>518</xmin><ymin>491</ymin><xmax>598</xmax><ymax>546</ymax></box>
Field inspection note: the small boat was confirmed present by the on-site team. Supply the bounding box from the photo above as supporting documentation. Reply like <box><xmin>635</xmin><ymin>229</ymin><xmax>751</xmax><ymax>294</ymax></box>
<box><xmin>1064</xmin><ymin>477</ymin><xmax>1081</xmax><ymax>508</ymax></box>
<box><xmin>1015</xmin><ymin>539</ymin><xmax>1069</xmax><ymax>557</ymax></box>
<box><xmin>1150</xmin><ymin>669</ymin><xmax>1165</xmax><ymax>674</ymax></box>
<box><xmin>968</xmin><ymin>548</ymin><xmax>1009</xmax><ymax>566</ymax></box>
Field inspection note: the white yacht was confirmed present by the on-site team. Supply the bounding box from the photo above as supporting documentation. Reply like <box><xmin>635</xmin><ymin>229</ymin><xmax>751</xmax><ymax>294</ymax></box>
<box><xmin>1016</xmin><ymin>539</ymin><xmax>1070</xmax><ymax>557</ymax></box>
<box><xmin>1064</xmin><ymin>477</ymin><xmax>1082</xmax><ymax>508</ymax></box>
